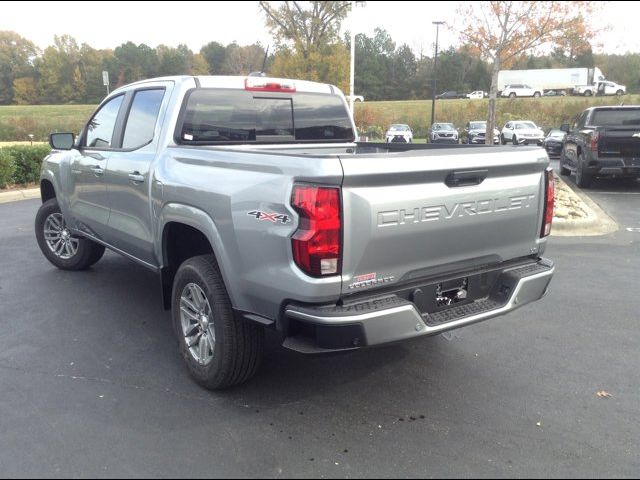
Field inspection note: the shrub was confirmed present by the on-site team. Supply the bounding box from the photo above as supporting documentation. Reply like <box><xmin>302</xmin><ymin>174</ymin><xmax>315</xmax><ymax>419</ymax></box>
<box><xmin>0</xmin><ymin>144</ymin><xmax>52</xmax><ymax>186</ymax></box>
<box><xmin>0</xmin><ymin>150</ymin><xmax>16</xmax><ymax>189</ymax></box>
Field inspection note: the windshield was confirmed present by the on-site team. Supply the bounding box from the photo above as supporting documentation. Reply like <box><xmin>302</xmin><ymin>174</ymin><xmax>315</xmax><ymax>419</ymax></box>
<box><xmin>469</xmin><ymin>122</ymin><xmax>486</xmax><ymax>130</ymax></box>
<box><xmin>591</xmin><ymin>109</ymin><xmax>640</xmax><ymax>126</ymax></box>
<box><xmin>389</xmin><ymin>125</ymin><xmax>410</xmax><ymax>131</ymax></box>
<box><xmin>178</xmin><ymin>89</ymin><xmax>354</xmax><ymax>144</ymax></box>
<box><xmin>515</xmin><ymin>122</ymin><xmax>537</xmax><ymax>129</ymax></box>
<box><xmin>434</xmin><ymin>123</ymin><xmax>456</xmax><ymax>131</ymax></box>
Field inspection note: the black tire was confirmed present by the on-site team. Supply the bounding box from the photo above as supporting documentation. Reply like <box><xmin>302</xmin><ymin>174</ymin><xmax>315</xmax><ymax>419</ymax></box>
<box><xmin>172</xmin><ymin>254</ymin><xmax>264</xmax><ymax>390</ymax></box>
<box><xmin>575</xmin><ymin>153</ymin><xmax>592</xmax><ymax>188</ymax></box>
<box><xmin>35</xmin><ymin>198</ymin><xmax>105</xmax><ymax>271</ymax></box>
<box><xmin>509</xmin><ymin>92</ymin><xmax>516</xmax><ymax>98</ymax></box>
<box><xmin>533</xmin><ymin>91</ymin><xmax>541</xmax><ymax>98</ymax></box>
<box><xmin>616</xmin><ymin>89</ymin><xmax>624</xmax><ymax>96</ymax></box>
<box><xmin>87</xmin><ymin>243</ymin><xmax>106</xmax><ymax>266</ymax></box>
<box><xmin>512</xmin><ymin>135</ymin><xmax>518</xmax><ymax>146</ymax></box>
<box><xmin>584</xmin><ymin>90</ymin><xmax>592</xmax><ymax>97</ymax></box>
<box><xmin>559</xmin><ymin>149</ymin><xmax>571</xmax><ymax>176</ymax></box>
<box><xmin>500</xmin><ymin>134</ymin><xmax>506</xmax><ymax>145</ymax></box>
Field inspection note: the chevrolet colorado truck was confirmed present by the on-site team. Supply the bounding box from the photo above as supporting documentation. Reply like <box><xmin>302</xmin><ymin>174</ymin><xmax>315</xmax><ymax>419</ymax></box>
<box><xmin>36</xmin><ymin>75</ymin><xmax>555</xmax><ymax>389</ymax></box>
<box><xmin>560</xmin><ymin>106</ymin><xmax>640</xmax><ymax>188</ymax></box>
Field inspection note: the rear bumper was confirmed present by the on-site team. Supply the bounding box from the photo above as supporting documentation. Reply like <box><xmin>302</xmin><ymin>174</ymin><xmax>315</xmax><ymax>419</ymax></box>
<box><xmin>589</xmin><ymin>157</ymin><xmax>640</xmax><ymax>177</ymax></box>
<box><xmin>283</xmin><ymin>258</ymin><xmax>554</xmax><ymax>353</ymax></box>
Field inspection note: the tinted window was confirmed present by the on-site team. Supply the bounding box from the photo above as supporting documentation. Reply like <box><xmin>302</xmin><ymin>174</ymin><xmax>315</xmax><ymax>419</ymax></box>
<box><xmin>122</xmin><ymin>89</ymin><xmax>165</xmax><ymax>149</ymax></box>
<box><xmin>591</xmin><ymin>109</ymin><xmax>640</xmax><ymax>126</ymax></box>
<box><xmin>85</xmin><ymin>95</ymin><xmax>124</xmax><ymax>149</ymax></box>
<box><xmin>179</xmin><ymin>89</ymin><xmax>354</xmax><ymax>144</ymax></box>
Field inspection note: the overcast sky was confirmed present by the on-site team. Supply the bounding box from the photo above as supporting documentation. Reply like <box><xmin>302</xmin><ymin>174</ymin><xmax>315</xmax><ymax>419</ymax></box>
<box><xmin>2</xmin><ymin>1</ymin><xmax>639</xmax><ymax>55</ymax></box>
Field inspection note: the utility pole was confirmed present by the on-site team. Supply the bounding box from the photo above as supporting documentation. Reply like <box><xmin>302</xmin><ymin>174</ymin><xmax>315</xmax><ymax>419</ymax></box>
<box><xmin>430</xmin><ymin>21</ymin><xmax>445</xmax><ymax>129</ymax></box>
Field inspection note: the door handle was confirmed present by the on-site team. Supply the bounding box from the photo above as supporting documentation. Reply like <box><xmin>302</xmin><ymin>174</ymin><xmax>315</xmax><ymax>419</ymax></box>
<box><xmin>91</xmin><ymin>165</ymin><xmax>104</xmax><ymax>176</ymax></box>
<box><xmin>445</xmin><ymin>169</ymin><xmax>488</xmax><ymax>187</ymax></box>
<box><xmin>129</xmin><ymin>172</ymin><xmax>145</xmax><ymax>184</ymax></box>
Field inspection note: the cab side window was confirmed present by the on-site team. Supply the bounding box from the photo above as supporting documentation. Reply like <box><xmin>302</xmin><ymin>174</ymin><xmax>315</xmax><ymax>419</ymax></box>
<box><xmin>122</xmin><ymin>89</ymin><xmax>166</xmax><ymax>150</ymax></box>
<box><xmin>84</xmin><ymin>95</ymin><xmax>125</xmax><ymax>149</ymax></box>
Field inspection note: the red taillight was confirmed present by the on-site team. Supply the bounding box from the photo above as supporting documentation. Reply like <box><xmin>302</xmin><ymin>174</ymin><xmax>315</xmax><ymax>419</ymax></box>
<box><xmin>291</xmin><ymin>185</ymin><xmax>341</xmax><ymax>277</ymax></box>
<box><xmin>590</xmin><ymin>131</ymin><xmax>600</xmax><ymax>152</ymax></box>
<box><xmin>245</xmin><ymin>78</ymin><xmax>296</xmax><ymax>93</ymax></box>
<box><xmin>541</xmin><ymin>167</ymin><xmax>554</xmax><ymax>237</ymax></box>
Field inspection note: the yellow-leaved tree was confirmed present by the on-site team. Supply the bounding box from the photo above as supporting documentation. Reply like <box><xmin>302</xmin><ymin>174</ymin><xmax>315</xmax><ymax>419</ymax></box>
<box><xmin>457</xmin><ymin>1</ymin><xmax>599</xmax><ymax>143</ymax></box>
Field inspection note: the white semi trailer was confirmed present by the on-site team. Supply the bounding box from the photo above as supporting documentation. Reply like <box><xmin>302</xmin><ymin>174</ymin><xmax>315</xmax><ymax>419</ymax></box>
<box><xmin>497</xmin><ymin>67</ymin><xmax>606</xmax><ymax>94</ymax></box>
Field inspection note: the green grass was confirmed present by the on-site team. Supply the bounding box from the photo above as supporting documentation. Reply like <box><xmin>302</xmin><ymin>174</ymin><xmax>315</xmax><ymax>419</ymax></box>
<box><xmin>0</xmin><ymin>104</ymin><xmax>96</xmax><ymax>142</ymax></box>
<box><xmin>0</xmin><ymin>95</ymin><xmax>638</xmax><ymax>142</ymax></box>
<box><xmin>355</xmin><ymin>95</ymin><xmax>640</xmax><ymax>139</ymax></box>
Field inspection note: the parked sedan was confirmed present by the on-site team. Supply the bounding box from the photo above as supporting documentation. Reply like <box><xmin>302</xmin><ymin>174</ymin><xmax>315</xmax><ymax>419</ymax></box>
<box><xmin>501</xmin><ymin>121</ymin><xmax>545</xmax><ymax>145</ymax></box>
<box><xmin>429</xmin><ymin>123</ymin><xmax>459</xmax><ymax>144</ymax></box>
<box><xmin>543</xmin><ymin>129</ymin><xmax>567</xmax><ymax>157</ymax></box>
<box><xmin>461</xmin><ymin>121</ymin><xmax>500</xmax><ymax>144</ymax></box>
<box><xmin>385</xmin><ymin>124</ymin><xmax>413</xmax><ymax>143</ymax></box>
<box><xmin>435</xmin><ymin>91</ymin><xmax>465</xmax><ymax>100</ymax></box>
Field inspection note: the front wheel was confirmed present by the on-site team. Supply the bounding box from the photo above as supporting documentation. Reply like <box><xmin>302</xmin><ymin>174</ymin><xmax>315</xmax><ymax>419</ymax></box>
<box><xmin>512</xmin><ymin>135</ymin><xmax>518</xmax><ymax>146</ymax></box>
<box><xmin>616</xmin><ymin>90</ymin><xmax>624</xmax><ymax>96</ymax></box>
<box><xmin>35</xmin><ymin>198</ymin><xmax>105</xmax><ymax>270</ymax></box>
<box><xmin>584</xmin><ymin>90</ymin><xmax>592</xmax><ymax>97</ymax></box>
<box><xmin>172</xmin><ymin>254</ymin><xmax>264</xmax><ymax>390</ymax></box>
<box><xmin>559</xmin><ymin>150</ymin><xmax>571</xmax><ymax>176</ymax></box>
<box><xmin>509</xmin><ymin>92</ymin><xmax>516</xmax><ymax>98</ymax></box>
<box><xmin>533</xmin><ymin>91</ymin><xmax>541</xmax><ymax>98</ymax></box>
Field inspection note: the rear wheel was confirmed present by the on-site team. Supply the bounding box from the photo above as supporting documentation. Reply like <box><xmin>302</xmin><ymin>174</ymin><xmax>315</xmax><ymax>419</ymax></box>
<box><xmin>584</xmin><ymin>90</ymin><xmax>592</xmax><ymax>97</ymax></box>
<box><xmin>500</xmin><ymin>134</ymin><xmax>506</xmax><ymax>145</ymax></box>
<box><xmin>575</xmin><ymin>153</ymin><xmax>592</xmax><ymax>188</ymax></box>
<box><xmin>172</xmin><ymin>254</ymin><xmax>264</xmax><ymax>390</ymax></box>
<box><xmin>616</xmin><ymin>89</ymin><xmax>624</xmax><ymax>96</ymax></box>
<box><xmin>35</xmin><ymin>198</ymin><xmax>105</xmax><ymax>271</ymax></box>
<box><xmin>533</xmin><ymin>91</ymin><xmax>541</xmax><ymax>98</ymax></box>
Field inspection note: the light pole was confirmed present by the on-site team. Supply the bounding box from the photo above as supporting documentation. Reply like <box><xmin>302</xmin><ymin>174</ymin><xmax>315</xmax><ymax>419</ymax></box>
<box><xmin>430</xmin><ymin>21</ymin><xmax>445</xmax><ymax>129</ymax></box>
<box><xmin>349</xmin><ymin>1</ymin><xmax>365</xmax><ymax>113</ymax></box>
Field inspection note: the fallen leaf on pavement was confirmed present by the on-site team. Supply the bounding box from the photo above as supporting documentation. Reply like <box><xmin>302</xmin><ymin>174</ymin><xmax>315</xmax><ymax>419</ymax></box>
<box><xmin>597</xmin><ymin>390</ymin><xmax>612</xmax><ymax>398</ymax></box>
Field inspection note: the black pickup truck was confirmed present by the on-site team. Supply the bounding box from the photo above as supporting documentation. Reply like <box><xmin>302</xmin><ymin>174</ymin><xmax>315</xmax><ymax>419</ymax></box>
<box><xmin>560</xmin><ymin>106</ymin><xmax>640</xmax><ymax>188</ymax></box>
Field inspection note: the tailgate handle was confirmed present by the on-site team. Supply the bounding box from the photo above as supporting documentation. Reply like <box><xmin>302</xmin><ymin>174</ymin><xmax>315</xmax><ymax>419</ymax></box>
<box><xmin>445</xmin><ymin>170</ymin><xmax>488</xmax><ymax>187</ymax></box>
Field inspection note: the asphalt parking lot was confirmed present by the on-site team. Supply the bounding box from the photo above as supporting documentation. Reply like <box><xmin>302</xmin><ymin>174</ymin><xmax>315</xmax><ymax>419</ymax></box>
<box><xmin>1</xmin><ymin>187</ymin><xmax>639</xmax><ymax>478</ymax></box>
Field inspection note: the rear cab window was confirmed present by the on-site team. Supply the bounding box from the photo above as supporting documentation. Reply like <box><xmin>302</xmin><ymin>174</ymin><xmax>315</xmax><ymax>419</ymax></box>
<box><xmin>176</xmin><ymin>89</ymin><xmax>354</xmax><ymax>144</ymax></box>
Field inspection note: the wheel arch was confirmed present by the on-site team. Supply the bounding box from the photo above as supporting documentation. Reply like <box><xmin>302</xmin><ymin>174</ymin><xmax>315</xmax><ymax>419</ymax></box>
<box><xmin>40</xmin><ymin>179</ymin><xmax>56</xmax><ymax>203</ymax></box>
<box><xmin>157</xmin><ymin>203</ymin><xmax>236</xmax><ymax>310</ymax></box>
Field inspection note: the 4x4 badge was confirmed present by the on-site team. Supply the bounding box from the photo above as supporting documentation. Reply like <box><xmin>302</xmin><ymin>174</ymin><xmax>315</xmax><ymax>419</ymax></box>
<box><xmin>247</xmin><ymin>211</ymin><xmax>290</xmax><ymax>224</ymax></box>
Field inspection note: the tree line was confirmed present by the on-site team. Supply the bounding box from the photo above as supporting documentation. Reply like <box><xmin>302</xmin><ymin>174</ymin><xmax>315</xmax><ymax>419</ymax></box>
<box><xmin>0</xmin><ymin>2</ymin><xmax>636</xmax><ymax>106</ymax></box>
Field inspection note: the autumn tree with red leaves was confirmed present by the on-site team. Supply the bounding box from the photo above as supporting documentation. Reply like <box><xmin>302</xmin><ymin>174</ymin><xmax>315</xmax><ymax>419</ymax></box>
<box><xmin>457</xmin><ymin>1</ymin><xmax>598</xmax><ymax>143</ymax></box>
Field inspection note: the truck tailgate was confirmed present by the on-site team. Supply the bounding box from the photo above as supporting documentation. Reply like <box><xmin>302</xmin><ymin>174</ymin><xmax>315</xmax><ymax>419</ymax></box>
<box><xmin>339</xmin><ymin>147</ymin><xmax>549</xmax><ymax>294</ymax></box>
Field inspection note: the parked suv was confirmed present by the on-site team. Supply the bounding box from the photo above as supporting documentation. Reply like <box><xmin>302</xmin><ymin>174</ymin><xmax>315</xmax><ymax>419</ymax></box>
<box><xmin>428</xmin><ymin>123</ymin><xmax>459</xmax><ymax>143</ymax></box>
<box><xmin>385</xmin><ymin>124</ymin><xmax>413</xmax><ymax>143</ymax></box>
<box><xmin>501</xmin><ymin>84</ymin><xmax>542</xmax><ymax>98</ymax></box>
<box><xmin>461</xmin><ymin>121</ymin><xmax>500</xmax><ymax>144</ymax></box>
<box><xmin>501</xmin><ymin>121</ymin><xmax>545</xmax><ymax>145</ymax></box>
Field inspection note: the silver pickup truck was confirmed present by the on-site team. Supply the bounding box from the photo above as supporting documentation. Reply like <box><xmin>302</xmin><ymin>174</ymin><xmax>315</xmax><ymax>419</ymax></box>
<box><xmin>36</xmin><ymin>75</ymin><xmax>555</xmax><ymax>389</ymax></box>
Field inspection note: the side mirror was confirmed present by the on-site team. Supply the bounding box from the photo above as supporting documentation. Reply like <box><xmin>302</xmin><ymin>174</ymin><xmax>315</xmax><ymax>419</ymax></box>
<box><xmin>49</xmin><ymin>133</ymin><xmax>75</xmax><ymax>150</ymax></box>
<box><xmin>560</xmin><ymin>124</ymin><xmax>571</xmax><ymax>133</ymax></box>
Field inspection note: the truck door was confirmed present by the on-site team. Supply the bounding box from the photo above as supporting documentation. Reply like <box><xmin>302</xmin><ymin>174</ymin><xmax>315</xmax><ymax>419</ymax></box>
<box><xmin>103</xmin><ymin>85</ymin><xmax>169</xmax><ymax>266</ymax></box>
<box><xmin>69</xmin><ymin>94</ymin><xmax>126</xmax><ymax>241</ymax></box>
